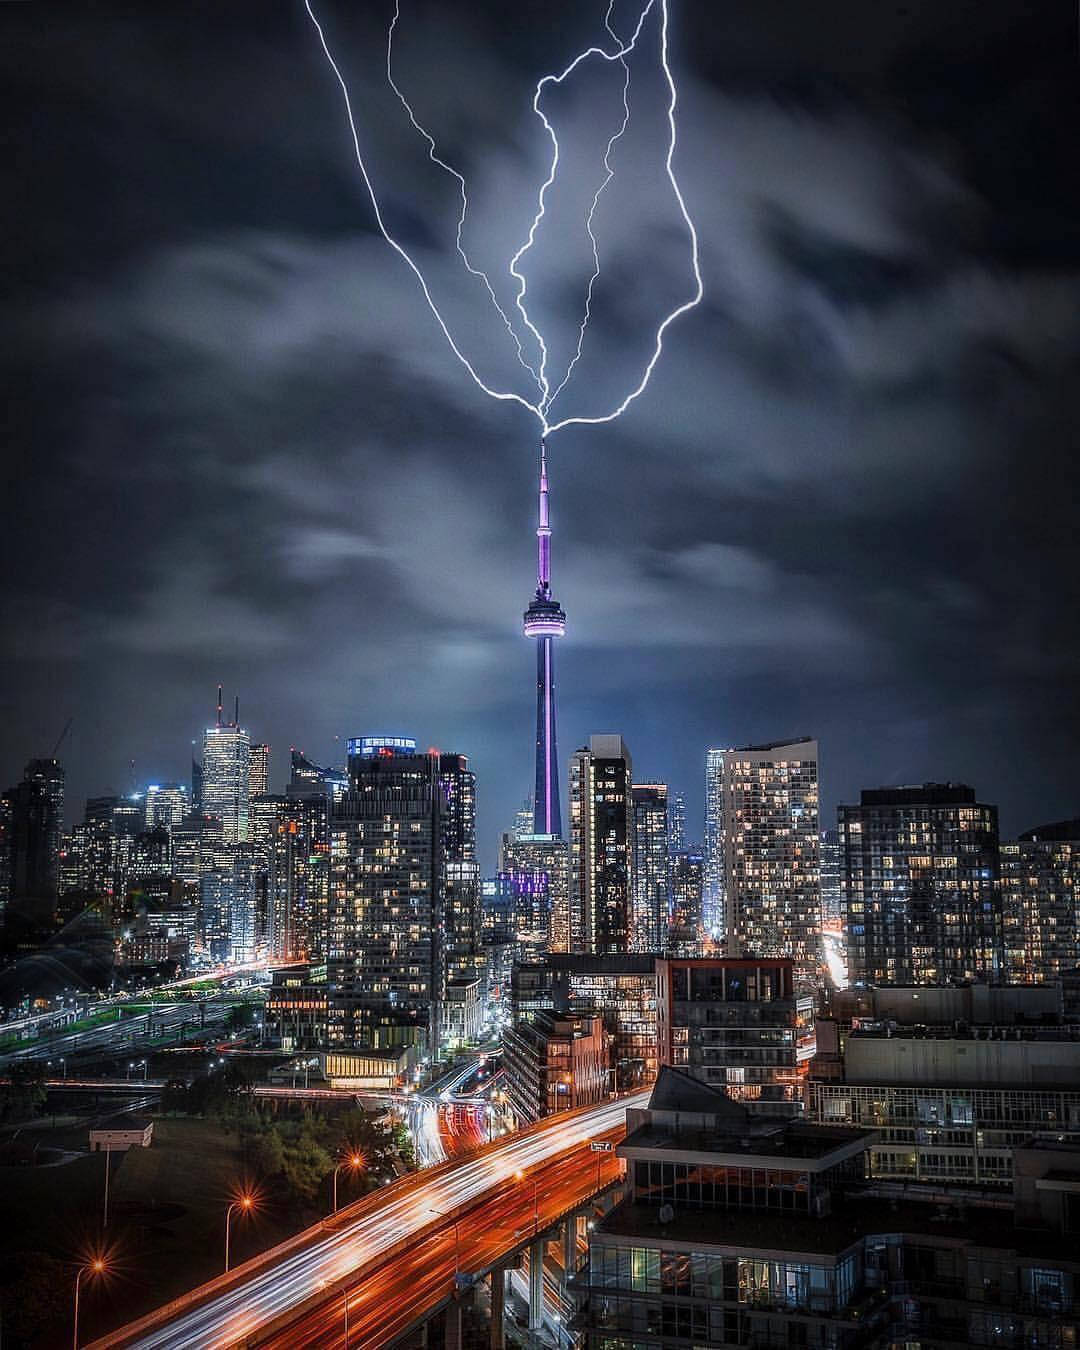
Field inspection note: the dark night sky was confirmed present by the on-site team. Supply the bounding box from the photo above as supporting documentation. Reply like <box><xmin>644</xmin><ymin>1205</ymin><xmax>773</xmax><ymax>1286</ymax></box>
<box><xmin>3</xmin><ymin>1</ymin><xmax>1080</xmax><ymax>871</ymax></box>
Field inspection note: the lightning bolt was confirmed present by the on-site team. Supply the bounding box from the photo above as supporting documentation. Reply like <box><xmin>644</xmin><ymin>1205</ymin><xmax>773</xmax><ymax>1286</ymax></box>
<box><xmin>385</xmin><ymin>1</ymin><xmax>544</xmax><ymax>394</ymax></box>
<box><xmin>303</xmin><ymin>0</ymin><xmax>703</xmax><ymax>439</ymax></box>
<box><xmin>546</xmin><ymin>0</ymin><xmax>632</xmax><ymax>416</ymax></box>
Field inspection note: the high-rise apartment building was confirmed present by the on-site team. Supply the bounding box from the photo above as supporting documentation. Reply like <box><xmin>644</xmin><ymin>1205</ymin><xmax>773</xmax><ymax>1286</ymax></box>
<box><xmin>4</xmin><ymin>757</ymin><xmax>65</xmax><ymax>907</ymax></box>
<box><xmin>668</xmin><ymin>848</ymin><xmax>705</xmax><ymax>955</ymax></box>
<box><xmin>631</xmin><ymin>782</ymin><xmax>669</xmax><ymax>952</ymax></box>
<box><xmin>1001</xmin><ymin>817</ymin><xmax>1080</xmax><ymax>984</ymax></box>
<box><xmin>709</xmin><ymin>739</ymin><xmax>821</xmax><ymax>987</ymax></box>
<box><xmin>569</xmin><ymin>735</ymin><xmax>634</xmax><ymax>956</ymax></box>
<box><xmin>201</xmin><ymin>692</ymin><xmax>251</xmax><ymax>844</ymax></box>
<box><xmin>704</xmin><ymin>748</ymin><xmax>725</xmax><ymax>936</ymax></box>
<box><xmin>819</xmin><ymin>827</ymin><xmax>844</xmax><ymax>924</ymax></box>
<box><xmin>328</xmin><ymin>741</ymin><xmax>476</xmax><ymax>1052</ymax></box>
<box><xmin>499</xmin><ymin>827</ymin><xmax>569</xmax><ymax>953</ymax></box>
<box><xmin>248</xmin><ymin>744</ymin><xmax>270</xmax><ymax>799</ymax></box>
<box><xmin>839</xmin><ymin>782</ymin><xmax>1002</xmax><ymax>986</ymax></box>
<box><xmin>250</xmin><ymin>792</ymin><xmax>330</xmax><ymax>962</ymax></box>
<box><xmin>668</xmin><ymin>789</ymin><xmax>687</xmax><ymax>857</ymax></box>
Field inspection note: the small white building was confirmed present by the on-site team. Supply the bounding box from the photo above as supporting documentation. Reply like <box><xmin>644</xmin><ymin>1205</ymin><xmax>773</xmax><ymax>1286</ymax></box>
<box><xmin>89</xmin><ymin>1115</ymin><xmax>154</xmax><ymax>1152</ymax></box>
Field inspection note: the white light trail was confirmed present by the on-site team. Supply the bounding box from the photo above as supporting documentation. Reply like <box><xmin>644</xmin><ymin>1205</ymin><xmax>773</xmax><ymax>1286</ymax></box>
<box><xmin>303</xmin><ymin>0</ymin><xmax>703</xmax><ymax>438</ymax></box>
<box><xmin>385</xmin><ymin>1</ymin><xmax>544</xmax><ymax>394</ymax></box>
<box><xmin>546</xmin><ymin>0</ymin><xmax>631</xmax><ymax>414</ymax></box>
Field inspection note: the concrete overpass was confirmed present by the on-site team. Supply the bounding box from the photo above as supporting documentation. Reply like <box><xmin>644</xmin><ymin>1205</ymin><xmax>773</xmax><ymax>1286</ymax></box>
<box><xmin>88</xmin><ymin>1093</ymin><xmax>644</xmax><ymax>1349</ymax></box>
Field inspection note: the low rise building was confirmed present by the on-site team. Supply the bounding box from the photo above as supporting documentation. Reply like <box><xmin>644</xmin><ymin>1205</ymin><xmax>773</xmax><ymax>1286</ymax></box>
<box><xmin>510</xmin><ymin>953</ymin><xmax>659</xmax><ymax>1090</ymax></box>
<box><xmin>503</xmin><ymin>1009</ymin><xmax>608</xmax><ymax>1125</ymax></box>
<box><xmin>89</xmin><ymin>1115</ymin><xmax>154</xmax><ymax>1152</ymax></box>
<box><xmin>444</xmin><ymin>976</ymin><xmax>483</xmax><ymax>1047</ymax></box>
<box><xmin>264</xmin><ymin>962</ymin><xmax>328</xmax><ymax>1051</ymax></box>
<box><xmin>810</xmin><ymin>1022</ymin><xmax>1080</xmax><ymax>1187</ymax></box>
<box><xmin>575</xmin><ymin>1069</ymin><xmax>1080</xmax><ymax>1350</ymax></box>
<box><xmin>657</xmin><ymin>957</ymin><xmax>816</xmax><ymax>1114</ymax></box>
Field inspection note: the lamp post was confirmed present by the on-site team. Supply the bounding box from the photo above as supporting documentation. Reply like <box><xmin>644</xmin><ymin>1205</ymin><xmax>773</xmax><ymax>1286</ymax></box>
<box><xmin>73</xmin><ymin>1257</ymin><xmax>106</xmax><ymax>1350</ymax></box>
<box><xmin>332</xmin><ymin>1152</ymin><xmax>364</xmax><ymax>1214</ymax></box>
<box><xmin>225</xmin><ymin>1193</ymin><xmax>255</xmax><ymax>1271</ymax></box>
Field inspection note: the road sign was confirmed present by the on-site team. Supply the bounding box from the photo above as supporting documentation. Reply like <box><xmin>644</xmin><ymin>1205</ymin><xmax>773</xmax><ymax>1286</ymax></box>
<box><xmin>589</xmin><ymin>1140</ymin><xmax>614</xmax><ymax>1153</ymax></box>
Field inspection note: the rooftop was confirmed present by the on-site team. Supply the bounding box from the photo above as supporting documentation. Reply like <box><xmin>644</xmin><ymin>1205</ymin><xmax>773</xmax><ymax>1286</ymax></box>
<box><xmin>592</xmin><ymin>1193</ymin><xmax>1079</xmax><ymax>1264</ymax></box>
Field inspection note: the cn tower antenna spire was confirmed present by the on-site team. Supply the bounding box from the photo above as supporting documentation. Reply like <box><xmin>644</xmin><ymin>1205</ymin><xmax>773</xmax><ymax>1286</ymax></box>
<box><xmin>523</xmin><ymin>437</ymin><xmax>566</xmax><ymax>837</ymax></box>
<box><xmin>537</xmin><ymin>438</ymin><xmax>551</xmax><ymax>596</ymax></box>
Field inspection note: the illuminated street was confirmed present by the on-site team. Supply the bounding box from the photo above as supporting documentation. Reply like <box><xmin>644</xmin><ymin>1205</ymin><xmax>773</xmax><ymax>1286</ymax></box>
<box><xmin>90</xmin><ymin>1092</ymin><xmax>644</xmax><ymax>1349</ymax></box>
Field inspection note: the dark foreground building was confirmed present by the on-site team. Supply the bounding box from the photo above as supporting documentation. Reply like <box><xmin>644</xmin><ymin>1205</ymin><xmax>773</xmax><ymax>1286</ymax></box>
<box><xmin>576</xmin><ymin>1068</ymin><xmax>1080</xmax><ymax>1350</ymax></box>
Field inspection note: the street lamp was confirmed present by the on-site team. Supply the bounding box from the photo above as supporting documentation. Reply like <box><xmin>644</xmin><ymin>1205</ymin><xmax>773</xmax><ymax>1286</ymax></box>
<box><xmin>73</xmin><ymin>1256</ymin><xmax>107</xmax><ymax>1350</ymax></box>
<box><xmin>225</xmin><ymin>1192</ymin><xmax>256</xmax><ymax>1271</ymax></box>
<box><xmin>331</xmin><ymin>1152</ymin><xmax>365</xmax><ymax>1214</ymax></box>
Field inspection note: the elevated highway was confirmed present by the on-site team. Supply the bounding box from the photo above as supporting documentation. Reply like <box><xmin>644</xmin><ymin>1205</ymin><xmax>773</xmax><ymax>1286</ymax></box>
<box><xmin>90</xmin><ymin>1092</ymin><xmax>645</xmax><ymax>1349</ymax></box>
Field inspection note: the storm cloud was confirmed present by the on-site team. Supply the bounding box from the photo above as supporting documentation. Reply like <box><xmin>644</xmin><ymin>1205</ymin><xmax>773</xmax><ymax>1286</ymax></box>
<box><xmin>3</xmin><ymin>1</ymin><xmax>1079</xmax><ymax>865</ymax></box>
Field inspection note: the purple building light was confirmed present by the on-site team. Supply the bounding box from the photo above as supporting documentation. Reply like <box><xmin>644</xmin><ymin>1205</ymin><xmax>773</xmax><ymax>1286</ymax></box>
<box><xmin>523</xmin><ymin>441</ymin><xmax>566</xmax><ymax>836</ymax></box>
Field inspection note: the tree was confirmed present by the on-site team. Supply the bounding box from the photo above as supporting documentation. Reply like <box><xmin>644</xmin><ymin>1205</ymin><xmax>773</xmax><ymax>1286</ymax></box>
<box><xmin>248</xmin><ymin>1127</ymin><xmax>286</xmax><ymax>1178</ymax></box>
<box><xmin>281</xmin><ymin>1128</ymin><xmax>333</xmax><ymax>1206</ymax></box>
<box><xmin>161</xmin><ymin>1078</ymin><xmax>188</xmax><ymax>1115</ymax></box>
<box><xmin>225</xmin><ymin>1003</ymin><xmax>256</xmax><ymax>1034</ymax></box>
<box><xmin>0</xmin><ymin>1060</ymin><xmax>47</xmax><ymax>1123</ymax></box>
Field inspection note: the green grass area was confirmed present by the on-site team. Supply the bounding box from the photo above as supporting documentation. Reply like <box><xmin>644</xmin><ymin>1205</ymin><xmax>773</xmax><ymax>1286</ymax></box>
<box><xmin>0</xmin><ymin>1118</ymin><xmax>300</xmax><ymax>1347</ymax></box>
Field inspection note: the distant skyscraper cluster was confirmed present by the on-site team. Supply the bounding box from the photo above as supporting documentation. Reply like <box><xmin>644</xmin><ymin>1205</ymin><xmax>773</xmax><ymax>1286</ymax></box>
<box><xmin>2</xmin><ymin>478</ymin><xmax>1077</xmax><ymax>1082</ymax></box>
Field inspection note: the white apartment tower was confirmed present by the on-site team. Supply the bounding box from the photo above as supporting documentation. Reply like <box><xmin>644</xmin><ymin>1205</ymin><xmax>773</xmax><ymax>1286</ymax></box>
<box><xmin>708</xmin><ymin>738</ymin><xmax>822</xmax><ymax>988</ymax></box>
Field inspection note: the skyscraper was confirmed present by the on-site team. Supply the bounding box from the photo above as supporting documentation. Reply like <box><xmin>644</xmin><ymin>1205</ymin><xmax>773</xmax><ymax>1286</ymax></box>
<box><xmin>839</xmin><ymin>782</ymin><xmax>1002</xmax><ymax>986</ymax></box>
<box><xmin>523</xmin><ymin>443</ymin><xmax>566</xmax><ymax>837</ymax></box>
<box><xmin>4</xmin><ymin>757</ymin><xmax>65</xmax><ymax>908</ymax></box>
<box><xmin>250</xmin><ymin>792</ymin><xmax>330</xmax><ymax>962</ymax></box>
<box><xmin>201</xmin><ymin>691</ymin><xmax>251</xmax><ymax>844</ymax></box>
<box><xmin>819</xmin><ymin>827</ymin><xmax>844</xmax><ymax>924</ymax></box>
<box><xmin>668</xmin><ymin>848</ymin><xmax>705</xmax><ymax>955</ymax></box>
<box><xmin>289</xmin><ymin>748</ymin><xmax>348</xmax><ymax>802</ymax></box>
<box><xmin>631</xmin><ymin>781</ymin><xmax>669</xmax><ymax>951</ymax></box>
<box><xmin>710</xmin><ymin>739</ymin><xmax>821</xmax><ymax>987</ymax></box>
<box><xmin>499</xmin><ymin>825</ymin><xmax>570</xmax><ymax>953</ymax></box>
<box><xmin>248</xmin><ymin>744</ymin><xmax>271</xmax><ymax>799</ymax></box>
<box><xmin>704</xmin><ymin>748</ymin><xmax>725</xmax><ymax>936</ymax></box>
<box><xmin>1001</xmin><ymin>818</ymin><xmax>1080</xmax><ymax>985</ymax></box>
<box><xmin>667</xmin><ymin>789</ymin><xmax>687</xmax><ymax>857</ymax></box>
<box><xmin>328</xmin><ymin>741</ymin><xmax>476</xmax><ymax>1052</ymax></box>
<box><xmin>569</xmin><ymin>735</ymin><xmax>633</xmax><ymax>955</ymax></box>
<box><xmin>145</xmin><ymin>782</ymin><xmax>189</xmax><ymax>831</ymax></box>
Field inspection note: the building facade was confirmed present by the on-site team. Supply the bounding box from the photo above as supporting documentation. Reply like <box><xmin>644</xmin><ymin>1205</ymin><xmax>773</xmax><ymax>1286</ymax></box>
<box><xmin>839</xmin><ymin>783</ymin><xmax>1002</xmax><ymax>986</ymax></box>
<box><xmin>503</xmin><ymin>1008</ymin><xmax>608</xmax><ymax>1124</ymax></box>
<box><xmin>201</xmin><ymin>705</ymin><xmax>251</xmax><ymax>845</ymax></box>
<box><xmin>668</xmin><ymin>849</ymin><xmax>705</xmax><ymax>955</ymax></box>
<box><xmin>708</xmin><ymin>740</ymin><xmax>821</xmax><ymax>986</ymax></box>
<box><xmin>656</xmin><ymin>957</ymin><xmax>816</xmax><ymax>1113</ymax></box>
<box><xmin>500</xmin><ymin>828</ymin><xmax>569</xmax><ymax>953</ymax></box>
<box><xmin>577</xmin><ymin>1070</ymin><xmax>1080</xmax><ymax>1350</ymax></box>
<box><xmin>1001</xmin><ymin>818</ymin><xmax>1080</xmax><ymax>985</ymax></box>
<box><xmin>327</xmin><ymin>743</ymin><xmax>475</xmax><ymax>1052</ymax></box>
<box><xmin>632</xmin><ymin>783</ymin><xmax>670</xmax><ymax>954</ymax></box>
<box><xmin>570</xmin><ymin>735</ymin><xmax>634</xmax><ymax>956</ymax></box>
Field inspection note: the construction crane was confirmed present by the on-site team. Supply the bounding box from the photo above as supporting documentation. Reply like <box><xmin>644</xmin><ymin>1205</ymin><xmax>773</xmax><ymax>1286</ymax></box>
<box><xmin>51</xmin><ymin>717</ymin><xmax>73</xmax><ymax>758</ymax></box>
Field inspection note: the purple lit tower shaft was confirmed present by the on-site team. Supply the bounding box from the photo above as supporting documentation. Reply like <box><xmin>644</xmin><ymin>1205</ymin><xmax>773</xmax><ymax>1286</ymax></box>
<box><xmin>523</xmin><ymin>441</ymin><xmax>566</xmax><ymax>836</ymax></box>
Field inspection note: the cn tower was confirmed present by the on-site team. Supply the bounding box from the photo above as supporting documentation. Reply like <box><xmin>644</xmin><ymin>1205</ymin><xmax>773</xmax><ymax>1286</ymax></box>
<box><xmin>523</xmin><ymin>440</ymin><xmax>566</xmax><ymax>836</ymax></box>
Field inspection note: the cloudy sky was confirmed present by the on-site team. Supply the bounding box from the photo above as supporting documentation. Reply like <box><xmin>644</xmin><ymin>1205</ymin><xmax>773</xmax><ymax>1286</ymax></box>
<box><xmin>4</xmin><ymin>1</ymin><xmax>1079</xmax><ymax>868</ymax></box>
